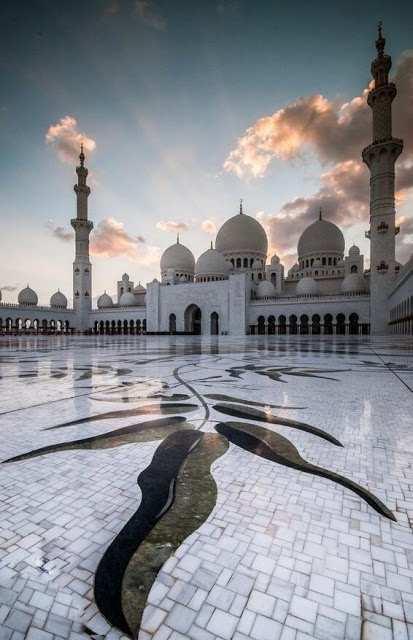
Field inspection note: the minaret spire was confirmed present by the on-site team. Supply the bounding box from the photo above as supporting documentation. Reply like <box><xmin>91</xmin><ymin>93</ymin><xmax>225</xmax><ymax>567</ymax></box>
<box><xmin>362</xmin><ymin>26</ymin><xmax>403</xmax><ymax>334</ymax></box>
<box><xmin>177</xmin><ymin>232</ymin><xmax>180</xmax><ymax>244</ymax></box>
<box><xmin>239</xmin><ymin>198</ymin><xmax>243</xmax><ymax>215</ymax></box>
<box><xmin>71</xmin><ymin>144</ymin><xmax>93</xmax><ymax>331</ymax></box>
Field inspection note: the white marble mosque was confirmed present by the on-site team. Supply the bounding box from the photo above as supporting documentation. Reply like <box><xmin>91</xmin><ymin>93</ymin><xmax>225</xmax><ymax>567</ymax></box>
<box><xmin>1</xmin><ymin>27</ymin><xmax>412</xmax><ymax>337</ymax></box>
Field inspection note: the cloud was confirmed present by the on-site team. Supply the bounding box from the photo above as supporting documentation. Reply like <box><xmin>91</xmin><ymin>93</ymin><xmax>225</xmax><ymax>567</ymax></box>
<box><xmin>201</xmin><ymin>219</ymin><xmax>217</xmax><ymax>235</ymax></box>
<box><xmin>90</xmin><ymin>217</ymin><xmax>161</xmax><ymax>265</ymax></box>
<box><xmin>46</xmin><ymin>220</ymin><xmax>74</xmax><ymax>242</ymax></box>
<box><xmin>0</xmin><ymin>285</ymin><xmax>18</xmax><ymax>292</ymax></box>
<box><xmin>135</xmin><ymin>1</ymin><xmax>167</xmax><ymax>31</ymax></box>
<box><xmin>45</xmin><ymin>116</ymin><xmax>96</xmax><ymax>164</ymax></box>
<box><xmin>156</xmin><ymin>220</ymin><xmax>189</xmax><ymax>233</ymax></box>
<box><xmin>224</xmin><ymin>51</ymin><xmax>413</xmax><ymax>264</ymax></box>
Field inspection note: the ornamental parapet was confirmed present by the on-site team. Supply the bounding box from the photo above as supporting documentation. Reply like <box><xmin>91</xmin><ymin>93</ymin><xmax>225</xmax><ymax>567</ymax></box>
<box><xmin>250</xmin><ymin>291</ymin><xmax>369</xmax><ymax>304</ymax></box>
<box><xmin>0</xmin><ymin>302</ymin><xmax>74</xmax><ymax>313</ymax></box>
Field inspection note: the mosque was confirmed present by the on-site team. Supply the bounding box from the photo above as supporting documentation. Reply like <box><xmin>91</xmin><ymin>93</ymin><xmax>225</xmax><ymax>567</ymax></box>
<box><xmin>1</xmin><ymin>27</ymin><xmax>412</xmax><ymax>337</ymax></box>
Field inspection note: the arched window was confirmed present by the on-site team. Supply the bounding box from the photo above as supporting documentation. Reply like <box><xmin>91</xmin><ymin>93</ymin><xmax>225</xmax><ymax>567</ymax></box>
<box><xmin>322</xmin><ymin>257</ymin><xmax>326</xmax><ymax>265</ymax></box>
<box><xmin>169</xmin><ymin>313</ymin><xmax>176</xmax><ymax>334</ymax></box>
<box><xmin>324</xmin><ymin>314</ymin><xmax>333</xmax><ymax>335</ymax></box>
<box><xmin>230</xmin><ymin>258</ymin><xmax>235</xmax><ymax>267</ymax></box>
<box><xmin>257</xmin><ymin>316</ymin><xmax>265</xmax><ymax>335</ymax></box>
<box><xmin>289</xmin><ymin>315</ymin><xmax>297</xmax><ymax>335</ymax></box>
<box><xmin>136</xmin><ymin>319</ymin><xmax>141</xmax><ymax>334</ymax></box>
<box><xmin>143</xmin><ymin>319</ymin><xmax>146</xmax><ymax>333</ymax></box>
<box><xmin>99</xmin><ymin>320</ymin><xmax>104</xmax><ymax>334</ymax></box>
<box><xmin>349</xmin><ymin>313</ymin><xmax>359</xmax><ymax>335</ymax></box>
<box><xmin>250</xmin><ymin>258</ymin><xmax>254</xmax><ymax>267</ymax></box>
<box><xmin>271</xmin><ymin>272</ymin><xmax>276</xmax><ymax>285</ymax></box>
<box><xmin>350</xmin><ymin>265</ymin><xmax>358</xmax><ymax>273</ymax></box>
<box><xmin>243</xmin><ymin>258</ymin><xmax>248</xmax><ymax>268</ymax></box>
<box><xmin>336</xmin><ymin>313</ymin><xmax>346</xmax><ymax>335</ymax></box>
<box><xmin>236</xmin><ymin>258</ymin><xmax>241</xmax><ymax>268</ymax></box>
<box><xmin>105</xmin><ymin>320</ymin><xmax>110</xmax><ymax>334</ymax></box>
<box><xmin>258</xmin><ymin>273</ymin><xmax>262</xmax><ymax>280</ymax></box>
<box><xmin>123</xmin><ymin>319</ymin><xmax>129</xmax><ymax>335</ymax></box>
<box><xmin>268</xmin><ymin>315</ymin><xmax>275</xmax><ymax>335</ymax></box>
<box><xmin>300</xmin><ymin>314</ymin><xmax>309</xmax><ymax>335</ymax></box>
<box><xmin>312</xmin><ymin>314</ymin><xmax>321</xmax><ymax>335</ymax></box>
<box><xmin>210</xmin><ymin>312</ymin><xmax>219</xmax><ymax>335</ymax></box>
<box><xmin>278</xmin><ymin>315</ymin><xmax>286</xmax><ymax>335</ymax></box>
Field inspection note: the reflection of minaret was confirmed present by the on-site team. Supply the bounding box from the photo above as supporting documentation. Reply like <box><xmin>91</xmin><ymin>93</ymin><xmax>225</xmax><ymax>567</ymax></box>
<box><xmin>362</xmin><ymin>24</ymin><xmax>403</xmax><ymax>334</ymax></box>
<box><xmin>71</xmin><ymin>145</ymin><xmax>93</xmax><ymax>331</ymax></box>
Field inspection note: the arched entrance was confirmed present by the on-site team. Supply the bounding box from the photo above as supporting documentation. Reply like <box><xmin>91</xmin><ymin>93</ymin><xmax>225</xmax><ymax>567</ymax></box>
<box><xmin>349</xmin><ymin>313</ymin><xmax>359</xmax><ymax>335</ymax></box>
<box><xmin>210</xmin><ymin>312</ymin><xmax>219</xmax><ymax>335</ymax></box>
<box><xmin>185</xmin><ymin>305</ymin><xmax>202</xmax><ymax>335</ymax></box>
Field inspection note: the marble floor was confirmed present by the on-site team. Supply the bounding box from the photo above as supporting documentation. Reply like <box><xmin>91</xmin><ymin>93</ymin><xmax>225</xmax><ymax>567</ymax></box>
<box><xmin>0</xmin><ymin>335</ymin><xmax>412</xmax><ymax>640</ymax></box>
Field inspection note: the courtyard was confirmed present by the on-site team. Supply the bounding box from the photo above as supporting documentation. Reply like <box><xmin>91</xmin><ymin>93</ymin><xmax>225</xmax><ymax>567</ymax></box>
<box><xmin>0</xmin><ymin>335</ymin><xmax>412</xmax><ymax>640</ymax></box>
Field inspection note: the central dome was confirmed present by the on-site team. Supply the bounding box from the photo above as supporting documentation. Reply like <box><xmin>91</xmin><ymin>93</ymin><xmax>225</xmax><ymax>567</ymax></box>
<box><xmin>298</xmin><ymin>213</ymin><xmax>344</xmax><ymax>258</ymax></box>
<box><xmin>215</xmin><ymin>209</ymin><xmax>268</xmax><ymax>257</ymax></box>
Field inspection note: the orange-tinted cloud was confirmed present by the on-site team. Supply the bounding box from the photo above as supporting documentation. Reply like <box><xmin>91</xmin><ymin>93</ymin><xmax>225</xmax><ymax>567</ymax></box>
<box><xmin>91</xmin><ymin>217</ymin><xmax>161</xmax><ymax>265</ymax></box>
<box><xmin>45</xmin><ymin>116</ymin><xmax>96</xmax><ymax>164</ymax></box>
<box><xmin>201</xmin><ymin>219</ymin><xmax>217</xmax><ymax>235</ymax></box>
<box><xmin>156</xmin><ymin>220</ymin><xmax>189</xmax><ymax>233</ymax></box>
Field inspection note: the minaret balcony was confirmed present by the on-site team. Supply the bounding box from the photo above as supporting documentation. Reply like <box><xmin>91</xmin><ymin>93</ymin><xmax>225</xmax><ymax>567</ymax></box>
<box><xmin>377</xmin><ymin>221</ymin><xmax>389</xmax><ymax>233</ymax></box>
<box><xmin>376</xmin><ymin>262</ymin><xmax>389</xmax><ymax>273</ymax></box>
<box><xmin>365</xmin><ymin>230</ymin><xmax>371</xmax><ymax>239</ymax></box>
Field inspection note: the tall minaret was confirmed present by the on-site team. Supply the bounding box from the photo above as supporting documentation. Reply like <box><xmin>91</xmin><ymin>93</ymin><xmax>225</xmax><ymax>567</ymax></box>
<box><xmin>362</xmin><ymin>23</ymin><xmax>403</xmax><ymax>334</ymax></box>
<box><xmin>71</xmin><ymin>144</ymin><xmax>93</xmax><ymax>331</ymax></box>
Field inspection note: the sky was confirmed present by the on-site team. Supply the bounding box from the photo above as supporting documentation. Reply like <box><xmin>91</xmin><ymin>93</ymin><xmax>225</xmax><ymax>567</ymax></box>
<box><xmin>0</xmin><ymin>0</ymin><xmax>412</xmax><ymax>304</ymax></box>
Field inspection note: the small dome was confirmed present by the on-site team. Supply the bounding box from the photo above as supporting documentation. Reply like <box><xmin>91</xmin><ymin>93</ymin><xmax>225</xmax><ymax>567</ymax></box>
<box><xmin>97</xmin><ymin>292</ymin><xmax>114</xmax><ymax>309</ymax></box>
<box><xmin>18</xmin><ymin>285</ymin><xmax>38</xmax><ymax>306</ymax></box>
<box><xmin>215</xmin><ymin>210</ymin><xmax>268</xmax><ymax>257</ymax></box>
<box><xmin>298</xmin><ymin>214</ymin><xmax>344</xmax><ymax>258</ymax></box>
<box><xmin>50</xmin><ymin>290</ymin><xmax>67</xmax><ymax>308</ymax></box>
<box><xmin>341</xmin><ymin>274</ymin><xmax>368</xmax><ymax>293</ymax></box>
<box><xmin>256</xmin><ymin>280</ymin><xmax>276</xmax><ymax>299</ymax></box>
<box><xmin>349</xmin><ymin>244</ymin><xmax>360</xmax><ymax>257</ymax></box>
<box><xmin>119</xmin><ymin>291</ymin><xmax>136</xmax><ymax>306</ymax></box>
<box><xmin>160</xmin><ymin>240</ymin><xmax>195</xmax><ymax>273</ymax></box>
<box><xmin>121</xmin><ymin>273</ymin><xmax>130</xmax><ymax>281</ymax></box>
<box><xmin>133</xmin><ymin>283</ymin><xmax>146</xmax><ymax>294</ymax></box>
<box><xmin>270</xmin><ymin>254</ymin><xmax>280</xmax><ymax>265</ymax></box>
<box><xmin>196</xmin><ymin>246</ymin><xmax>230</xmax><ymax>278</ymax></box>
<box><xmin>296</xmin><ymin>277</ymin><xmax>320</xmax><ymax>296</ymax></box>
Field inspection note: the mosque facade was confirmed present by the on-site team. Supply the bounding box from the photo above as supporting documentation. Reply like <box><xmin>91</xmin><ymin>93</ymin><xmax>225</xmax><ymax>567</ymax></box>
<box><xmin>1</xmin><ymin>28</ymin><xmax>412</xmax><ymax>337</ymax></box>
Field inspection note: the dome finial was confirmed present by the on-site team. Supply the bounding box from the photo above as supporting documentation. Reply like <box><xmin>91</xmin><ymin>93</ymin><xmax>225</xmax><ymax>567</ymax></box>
<box><xmin>239</xmin><ymin>198</ymin><xmax>243</xmax><ymax>215</ymax></box>
<box><xmin>319</xmin><ymin>208</ymin><xmax>322</xmax><ymax>221</ymax></box>
<box><xmin>376</xmin><ymin>20</ymin><xmax>385</xmax><ymax>57</ymax></box>
<box><xmin>79</xmin><ymin>142</ymin><xmax>85</xmax><ymax>167</ymax></box>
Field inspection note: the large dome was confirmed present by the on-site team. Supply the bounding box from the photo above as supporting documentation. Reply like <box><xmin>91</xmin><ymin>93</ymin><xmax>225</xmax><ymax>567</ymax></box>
<box><xmin>297</xmin><ymin>214</ymin><xmax>344</xmax><ymax>258</ymax></box>
<box><xmin>160</xmin><ymin>239</ymin><xmax>195</xmax><ymax>273</ymax></box>
<box><xmin>341</xmin><ymin>273</ymin><xmax>368</xmax><ymax>293</ymax></box>
<box><xmin>196</xmin><ymin>246</ymin><xmax>230</xmax><ymax>278</ymax></box>
<box><xmin>119</xmin><ymin>291</ymin><xmax>136</xmax><ymax>306</ymax></box>
<box><xmin>18</xmin><ymin>285</ymin><xmax>38</xmax><ymax>306</ymax></box>
<box><xmin>296</xmin><ymin>277</ymin><xmax>320</xmax><ymax>296</ymax></box>
<box><xmin>256</xmin><ymin>280</ymin><xmax>276</xmax><ymax>299</ymax></box>
<box><xmin>97</xmin><ymin>292</ymin><xmax>114</xmax><ymax>309</ymax></box>
<box><xmin>50</xmin><ymin>290</ymin><xmax>67</xmax><ymax>308</ymax></box>
<box><xmin>215</xmin><ymin>210</ymin><xmax>268</xmax><ymax>257</ymax></box>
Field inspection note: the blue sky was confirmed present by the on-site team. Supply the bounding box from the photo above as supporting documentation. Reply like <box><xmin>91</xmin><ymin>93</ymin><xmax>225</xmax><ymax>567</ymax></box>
<box><xmin>1</xmin><ymin>0</ymin><xmax>412</xmax><ymax>303</ymax></box>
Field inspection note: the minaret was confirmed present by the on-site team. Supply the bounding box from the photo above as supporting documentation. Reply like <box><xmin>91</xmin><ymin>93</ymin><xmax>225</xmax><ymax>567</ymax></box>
<box><xmin>71</xmin><ymin>144</ymin><xmax>93</xmax><ymax>331</ymax></box>
<box><xmin>362</xmin><ymin>23</ymin><xmax>403</xmax><ymax>334</ymax></box>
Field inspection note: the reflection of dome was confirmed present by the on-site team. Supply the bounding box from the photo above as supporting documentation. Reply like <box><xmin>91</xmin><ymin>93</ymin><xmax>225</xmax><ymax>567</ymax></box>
<box><xmin>296</xmin><ymin>277</ymin><xmax>319</xmax><ymax>296</ymax></box>
<box><xmin>160</xmin><ymin>239</ymin><xmax>195</xmax><ymax>273</ymax></box>
<box><xmin>196</xmin><ymin>246</ymin><xmax>230</xmax><ymax>278</ymax></box>
<box><xmin>256</xmin><ymin>280</ymin><xmax>276</xmax><ymax>299</ymax></box>
<box><xmin>349</xmin><ymin>244</ymin><xmax>360</xmax><ymax>257</ymax></box>
<box><xmin>18</xmin><ymin>285</ymin><xmax>38</xmax><ymax>306</ymax></box>
<box><xmin>341</xmin><ymin>274</ymin><xmax>368</xmax><ymax>293</ymax></box>
<box><xmin>215</xmin><ymin>209</ymin><xmax>268</xmax><ymax>257</ymax></box>
<box><xmin>50</xmin><ymin>290</ymin><xmax>67</xmax><ymax>308</ymax></box>
<box><xmin>298</xmin><ymin>213</ymin><xmax>344</xmax><ymax>257</ymax></box>
<box><xmin>119</xmin><ymin>291</ymin><xmax>136</xmax><ymax>306</ymax></box>
<box><xmin>97</xmin><ymin>292</ymin><xmax>114</xmax><ymax>309</ymax></box>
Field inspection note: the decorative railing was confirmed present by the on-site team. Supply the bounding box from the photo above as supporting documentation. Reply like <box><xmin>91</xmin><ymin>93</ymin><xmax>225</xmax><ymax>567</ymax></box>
<box><xmin>0</xmin><ymin>302</ymin><xmax>74</xmax><ymax>312</ymax></box>
<box><xmin>250</xmin><ymin>291</ymin><xmax>369</xmax><ymax>304</ymax></box>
